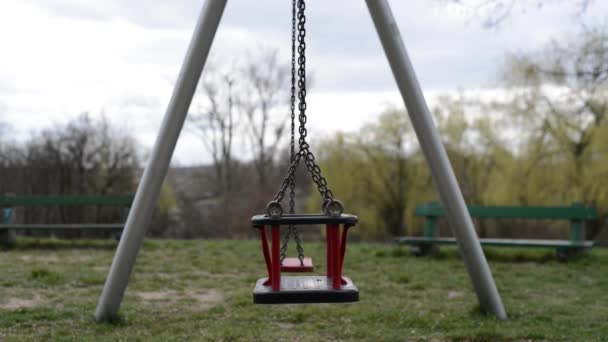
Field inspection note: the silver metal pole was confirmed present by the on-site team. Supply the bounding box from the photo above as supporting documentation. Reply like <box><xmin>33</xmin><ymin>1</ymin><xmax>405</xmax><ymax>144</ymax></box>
<box><xmin>94</xmin><ymin>0</ymin><xmax>228</xmax><ymax>322</ymax></box>
<box><xmin>364</xmin><ymin>0</ymin><xmax>507</xmax><ymax>320</ymax></box>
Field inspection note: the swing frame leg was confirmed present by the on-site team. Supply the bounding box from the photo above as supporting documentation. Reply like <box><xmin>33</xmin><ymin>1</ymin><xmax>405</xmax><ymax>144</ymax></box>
<box><xmin>94</xmin><ymin>0</ymin><xmax>228</xmax><ymax>322</ymax></box>
<box><xmin>365</xmin><ymin>0</ymin><xmax>506</xmax><ymax>319</ymax></box>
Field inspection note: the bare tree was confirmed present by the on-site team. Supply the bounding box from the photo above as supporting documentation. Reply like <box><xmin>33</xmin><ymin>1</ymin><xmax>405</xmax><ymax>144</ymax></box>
<box><xmin>0</xmin><ymin>105</ymin><xmax>9</xmax><ymax>165</ymax></box>
<box><xmin>187</xmin><ymin>50</ymin><xmax>292</xmax><ymax>219</ymax></box>
<box><xmin>185</xmin><ymin>50</ymin><xmax>296</xmax><ymax>236</ymax></box>
<box><xmin>0</xmin><ymin>113</ymin><xmax>140</xmax><ymax>237</ymax></box>
<box><xmin>188</xmin><ymin>61</ymin><xmax>242</xmax><ymax>233</ymax></box>
<box><xmin>189</xmin><ymin>63</ymin><xmax>239</xmax><ymax>197</ymax></box>
<box><xmin>21</xmin><ymin>113</ymin><xmax>139</xmax><ymax>196</ymax></box>
<box><xmin>357</xmin><ymin>109</ymin><xmax>412</xmax><ymax>236</ymax></box>
<box><xmin>240</xmin><ymin>50</ymin><xmax>291</xmax><ymax>192</ymax></box>
<box><xmin>0</xmin><ymin>103</ymin><xmax>6</xmax><ymax>137</ymax></box>
<box><xmin>502</xmin><ymin>27</ymin><xmax>608</xmax><ymax>237</ymax></box>
<box><xmin>444</xmin><ymin>0</ymin><xmax>594</xmax><ymax>27</ymax></box>
<box><xmin>93</xmin><ymin>115</ymin><xmax>140</xmax><ymax>195</ymax></box>
<box><xmin>504</xmin><ymin>27</ymin><xmax>608</xmax><ymax>180</ymax></box>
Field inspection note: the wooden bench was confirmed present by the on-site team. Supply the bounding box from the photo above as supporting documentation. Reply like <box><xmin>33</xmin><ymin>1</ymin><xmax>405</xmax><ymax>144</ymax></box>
<box><xmin>396</xmin><ymin>202</ymin><xmax>597</xmax><ymax>260</ymax></box>
<box><xmin>0</xmin><ymin>195</ymin><xmax>134</xmax><ymax>245</ymax></box>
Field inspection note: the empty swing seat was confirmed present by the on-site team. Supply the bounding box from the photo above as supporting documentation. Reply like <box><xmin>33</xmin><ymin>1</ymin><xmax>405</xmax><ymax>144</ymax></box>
<box><xmin>253</xmin><ymin>276</ymin><xmax>358</xmax><ymax>304</ymax></box>
<box><xmin>281</xmin><ymin>257</ymin><xmax>314</xmax><ymax>272</ymax></box>
<box><xmin>252</xmin><ymin>213</ymin><xmax>359</xmax><ymax>304</ymax></box>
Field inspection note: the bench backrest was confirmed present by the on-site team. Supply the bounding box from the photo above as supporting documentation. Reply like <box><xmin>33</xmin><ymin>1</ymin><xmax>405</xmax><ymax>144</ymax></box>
<box><xmin>0</xmin><ymin>195</ymin><xmax>134</xmax><ymax>207</ymax></box>
<box><xmin>0</xmin><ymin>195</ymin><xmax>134</xmax><ymax>236</ymax></box>
<box><xmin>415</xmin><ymin>202</ymin><xmax>597</xmax><ymax>221</ymax></box>
<box><xmin>415</xmin><ymin>202</ymin><xmax>597</xmax><ymax>242</ymax></box>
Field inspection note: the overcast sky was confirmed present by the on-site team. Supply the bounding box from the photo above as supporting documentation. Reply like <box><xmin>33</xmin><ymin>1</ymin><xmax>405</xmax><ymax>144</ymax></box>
<box><xmin>0</xmin><ymin>0</ymin><xmax>606</xmax><ymax>165</ymax></box>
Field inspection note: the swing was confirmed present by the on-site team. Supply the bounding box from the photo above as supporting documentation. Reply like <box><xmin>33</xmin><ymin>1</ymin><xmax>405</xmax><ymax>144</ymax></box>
<box><xmin>278</xmin><ymin>215</ymin><xmax>313</xmax><ymax>272</ymax></box>
<box><xmin>251</xmin><ymin>0</ymin><xmax>359</xmax><ymax>305</ymax></box>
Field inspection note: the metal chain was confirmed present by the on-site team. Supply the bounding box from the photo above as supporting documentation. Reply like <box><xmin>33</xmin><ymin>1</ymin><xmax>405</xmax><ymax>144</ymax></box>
<box><xmin>294</xmin><ymin>0</ymin><xmax>339</xmax><ymax>211</ymax></box>
<box><xmin>290</xmin><ymin>0</ymin><xmax>305</xmax><ymax>264</ymax></box>
<box><xmin>288</xmin><ymin>0</ymin><xmax>297</xmax><ymax>214</ymax></box>
<box><xmin>279</xmin><ymin>227</ymin><xmax>292</xmax><ymax>263</ymax></box>
<box><xmin>296</xmin><ymin>0</ymin><xmax>308</xmax><ymax>150</ymax></box>
<box><xmin>271</xmin><ymin>153</ymin><xmax>301</xmax><ymax>207</ymax></box>
<box><xmin>267</xmin><ymin>0</ymin><xmax>344</xmax><ymax>219</ymax></box>
<box><xmin>281</xmin><ymin>0</ymin><xmax>304</xmax><ymax>264</ymax></box>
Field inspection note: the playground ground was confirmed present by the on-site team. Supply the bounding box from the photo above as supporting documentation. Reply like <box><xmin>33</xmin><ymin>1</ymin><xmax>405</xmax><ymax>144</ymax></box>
<box><xmin>0</xmin><ymin>238</ymin><xmax>606</xmax><ymax>341</ymax></box>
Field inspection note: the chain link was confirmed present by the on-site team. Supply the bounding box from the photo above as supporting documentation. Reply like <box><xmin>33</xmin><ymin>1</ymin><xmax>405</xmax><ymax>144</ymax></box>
<box><xmin>279</xmin><ymin>226</ymin><xmax>292</xmax><ymax>263</ymax></box>
<box><xmin>288</xmin><ymin>0</ymin><xmax>296</xmax><ymax>218</ymax></box>
<box><xmin>281</xmin><ymin>0</ymin><xmax>304</xmax><ymax>264</ymax></box>
<box><xmin>269</xmin><ymin>0</ymin><xmax>343</xmax><ymax>226</ymax></box>
<box><xmin>272</xmin><ymin>0</ymin><xmax>338</xmax><ymax>208</ymax></box>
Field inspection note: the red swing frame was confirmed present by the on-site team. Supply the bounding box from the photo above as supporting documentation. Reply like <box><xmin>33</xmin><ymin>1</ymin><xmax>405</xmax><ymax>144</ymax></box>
<box><xmin>259</xmin><ymin>223</ymin><xmax>352</xmax><ymax>291</ymax></box>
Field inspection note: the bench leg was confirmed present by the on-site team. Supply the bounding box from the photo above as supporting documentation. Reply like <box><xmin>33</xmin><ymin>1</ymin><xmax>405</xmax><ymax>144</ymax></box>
<box><xmin>0</xmin><ymin>229</ymin><xmax>16</xmax><ymax>246</ymax></box>
<box><xmin>1</xmin><ymin>206</ymin><xmax>16</xmax><ymax>246</ymax></box>
<box><xmin>556</xmin><ymin>247</ymin><xmax>586</xmax><ymax>262</ymax></box>
<box><xmin>411</xmin><ymin>243</ymin><xmax>438</xmax><ymax>257</ymax></box>
<box><xmin>113</xmin><ymin>231</ymin><xmax>123</xmax><ymax>241</ymax></box>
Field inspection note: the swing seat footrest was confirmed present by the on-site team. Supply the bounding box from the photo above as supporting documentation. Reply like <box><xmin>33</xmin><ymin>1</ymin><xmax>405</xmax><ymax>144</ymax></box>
<box><xmin>253</xmin><ymin>276</ymin><xmax>359</xmax><ymax>304</ymax></box>
<box><xmin>281</xmin><ymin>257</ymin><xmax>314</xmax><ymax>272</ymax></box>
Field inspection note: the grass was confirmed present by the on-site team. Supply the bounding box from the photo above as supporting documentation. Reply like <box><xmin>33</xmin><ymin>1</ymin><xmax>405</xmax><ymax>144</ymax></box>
<box><xmin>1</xmin><ymin>237</ymin><xmax>607</xmax><ymax>341</ymax></box>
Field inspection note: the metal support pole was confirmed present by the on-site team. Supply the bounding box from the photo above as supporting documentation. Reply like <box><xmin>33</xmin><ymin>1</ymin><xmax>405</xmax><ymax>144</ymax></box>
<box><xmin>94</xmin><ymin>0</ymin><xmax>228</xmax><ymax>322</ymax></box>
<box><xmin>365</xmin><ymin>0</ymin><xmax>507</xmax><ymax>320</ymax></box>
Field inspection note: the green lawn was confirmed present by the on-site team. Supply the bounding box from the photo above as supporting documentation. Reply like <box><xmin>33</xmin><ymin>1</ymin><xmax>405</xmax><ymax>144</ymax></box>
<box><xmin>1</xmin><ymin>238</ymin><xmax>607</xmax><ymax>341</ymax></box>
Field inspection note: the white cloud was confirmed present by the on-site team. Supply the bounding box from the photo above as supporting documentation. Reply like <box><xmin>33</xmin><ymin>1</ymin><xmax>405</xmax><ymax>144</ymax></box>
<box><xmin>1</xmin><ymin>0</ymin><xmax>606</xmax><ymax>165</ymax></box>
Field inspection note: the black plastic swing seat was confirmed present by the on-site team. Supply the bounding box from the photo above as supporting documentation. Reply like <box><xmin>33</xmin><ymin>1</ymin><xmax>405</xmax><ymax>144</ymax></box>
<box><xmin>253</xmin><ymin>276</ymin><xmax>359</xmax><ymax>304</ymax></box>
<box><xmin>251</xmin><ymin>213</ymin><xmax>358</xmax><ymax>228</ymax></box>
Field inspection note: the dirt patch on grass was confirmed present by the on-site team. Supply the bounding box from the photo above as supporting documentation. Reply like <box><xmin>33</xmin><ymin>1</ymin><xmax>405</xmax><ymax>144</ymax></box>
<box><xmin>0</xmin><ymin>295</ymin><xmax>46</xmax><ymax>310</ymax></box>
<box><xmin>75</xmin><ymin>254</ymin><xmax>92</xmax><ymax>262</ymax></box>
<box><xmin>186</xmin><ymin>289</ymin><xmax>223</xmax><ymax>310</ymax></box>
<box><xmin>448</xmin><ymin>291</ymin><xmax>465</xmax><ymax>299</ymax></box>
<box><xmin>19</xmin><ymin>255</ymin><xmax>59</xmax><ymax>263</ymax></box>
<box><xmin>136</xmin><ymin>288</ymin><xmax>223</xmax><ymax>311</ymax></box>
<box><xmin>136</xmin><ymin>290</ymin><xmax>178</xmax><ymax>302</ymax></box>
<box><xmin>93</xmin><ymin>266</ymin><xmax>109</xmax><ymax>273</ymax></box>
<box><xmin>275</xmin><ymin>322</ymin><xmax>296</xmax><ymax>330</ymax></box>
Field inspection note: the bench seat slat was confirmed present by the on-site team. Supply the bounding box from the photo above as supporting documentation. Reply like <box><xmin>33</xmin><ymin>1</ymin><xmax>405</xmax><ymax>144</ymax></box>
<box><xmin>415</xmin><ymin>204</ymin><xmax>597</xmax><ymax>220</ymax></box>
<box><xmin>396</xmin><ymin>236</ymin><xmax>594</xmax><ymax>248</ymax></box>
<box><xmin>0</xmin><ymin>224</ymin><xmax>124</xmax><ymax>230</ymax></box>
<box><xmin>0</xmin><ymin>195</ymin><xmax>134</xmax><ymax>207</ymax></box>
